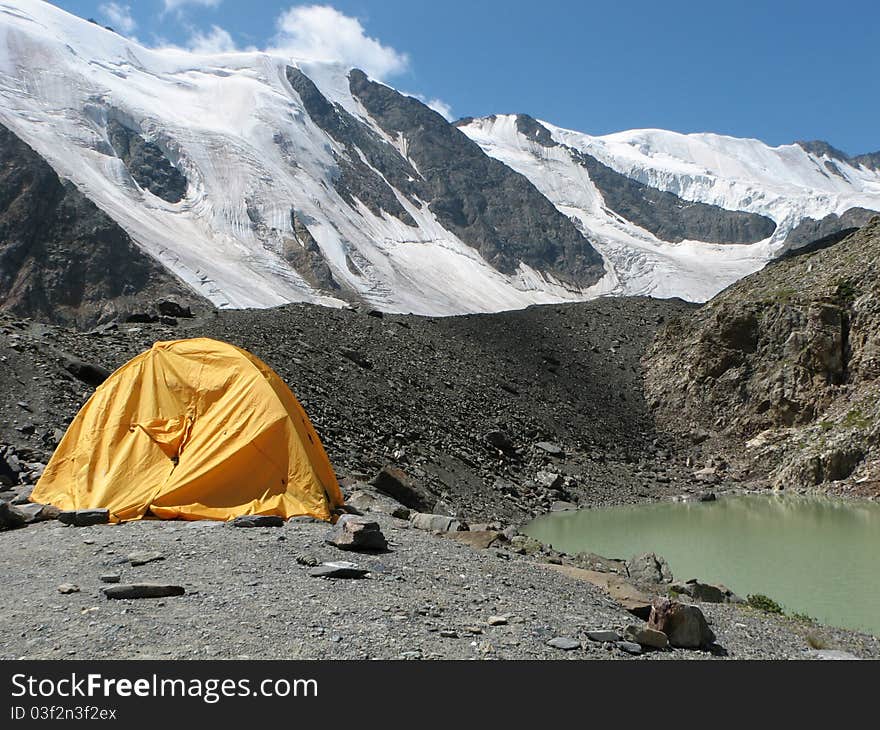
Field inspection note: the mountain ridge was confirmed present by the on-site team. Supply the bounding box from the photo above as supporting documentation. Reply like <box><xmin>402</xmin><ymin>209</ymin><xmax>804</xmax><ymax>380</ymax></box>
<box><xmin>0</xmin><ymin>0</ymin><xmax>878</xmax><ymax>322</ymax></box>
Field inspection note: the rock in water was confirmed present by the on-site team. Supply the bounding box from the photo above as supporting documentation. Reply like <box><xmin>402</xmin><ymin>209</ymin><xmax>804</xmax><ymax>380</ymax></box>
<box><xmin>58</xmin><ymin>509</ymin><xmax>110</xmax><ymax>527</ymax></box>
<box><xmin>648</xmin><ymin>597</ymin><xmax>716</xmax><ymax>649</ymax></box>
<box><xmin>230</xmin><ymin>515</ymin><xmax>285</xmax><ymax>528</ymax></box>
<box><xmin>102</xmin><ymin>584</ymin><xmax>186</xmax><ymax>599</ymax></box>
<box><xmin>308</xmin><ymin>562</ymin><xmax>369</xmax><ymax>579</ymax></box>
<box><xmin>325</xmin><ymin>515</ymin><xmax>388</xmax><ymax>552</ymax></box>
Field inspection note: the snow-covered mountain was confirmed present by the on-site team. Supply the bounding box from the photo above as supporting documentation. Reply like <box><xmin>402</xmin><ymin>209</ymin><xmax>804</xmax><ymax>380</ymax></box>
<box><xmin>0</xmin><ymin>0</ymin><xmax>603</xmax><ymax>318</ymax></box>
<box><xmin>458</xmin><ymin>115</ymin><xmax>880</xmax><ymax>300</ymax></box>
<box><xmin>0</xmin><ymin>0</ymin><xmax>878</xmax><ymax>320</ymax></box>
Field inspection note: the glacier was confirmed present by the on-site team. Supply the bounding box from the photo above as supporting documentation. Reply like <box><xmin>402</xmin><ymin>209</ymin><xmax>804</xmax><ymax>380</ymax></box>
<box><xmin>1</xmin><ymin>0</ymin><xmax>878</xmax><ymax>313</ymax></box>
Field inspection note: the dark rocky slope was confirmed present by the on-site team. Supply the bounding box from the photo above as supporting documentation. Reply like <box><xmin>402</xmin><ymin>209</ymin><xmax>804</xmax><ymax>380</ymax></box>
<box><xmin>0</xmin><ymin>123</ymin><xmax>205</xmax><ymax>328</ymax></box>
<box><xmin>106</xmin><ymin>120</ymin><xmax>187</xmax><ymax>203</ymax></box>
<box><xmin>796</xmin><ymin>140</ymin><xmax>880</xmax><ymax>173</ymax></box>
<box><xmin>348</xmin><ymin>73</ymin><xmax>605</xmax><ymax>287</ymax></box>
<box><xmin>1</xmin><ymin>296</ymin><xmax>696</xmax><ymax>523</ymax></box>
<box><xmin>471</xmin><ymin>114</ymin><xmax>778</xmax><ymax>245</ymax></box>
<box><xmin>781</xmin><ymin>207</ymin><xmax>877</xmax><ymax>252</ymax></box>
<box><xmin>644</xmin><ymin>217</ymin><xmax>880</xmax><ymax>497</ymax></box>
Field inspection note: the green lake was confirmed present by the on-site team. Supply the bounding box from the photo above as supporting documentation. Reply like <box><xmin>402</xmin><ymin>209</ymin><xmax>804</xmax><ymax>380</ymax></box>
<box><xmin>524</xmin><ymin>494</ymin><xmax>880</xmax><ymax>636</ymax></box>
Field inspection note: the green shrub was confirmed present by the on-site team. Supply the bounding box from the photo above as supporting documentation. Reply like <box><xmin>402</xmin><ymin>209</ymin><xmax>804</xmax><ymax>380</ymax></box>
<box><xmin>747</xmin><ymin>593</ymin><xmax>785</xmax><ymax>615</ymax></box>
<box><xmin>835</xmin><ymin>279</ymin><xmax>860</xmax><ymax>303</ymax></box>
<box><xmin>791</xmin><ymin>612</ymin><xmax>817</xmax><ymax>624</ymax></box>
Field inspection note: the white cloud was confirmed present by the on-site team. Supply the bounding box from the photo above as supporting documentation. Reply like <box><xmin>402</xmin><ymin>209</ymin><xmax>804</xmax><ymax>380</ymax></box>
<box><xmin>187</xmin><ymin>25</ymin><xmax>238</xmax><ymax>54</ymax></box>
<box><xmin>426</xmin><ymin>98</ymin><xmax>453</xmax><ymax>121</ymax></box>
<box><xmin>99</xmin><ymin>2</ymin><xmax>136</xmax><ymax>34</ymax></box>
<box><xmin>272</xmin><ymin>5</ymin><xmax>409</xmax><ymax>80</ymax></box>
<box><xmin>163</xmin><ymin>0</ymin><xmax>222</xmax><ymax>10</ymax></box>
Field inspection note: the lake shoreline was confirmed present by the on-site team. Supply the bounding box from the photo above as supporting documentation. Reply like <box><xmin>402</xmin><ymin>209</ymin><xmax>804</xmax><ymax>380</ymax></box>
<box><xmin>523</xmin><ymin>491</ymin><xmax>880</xmax><ymax>639</ymax></box>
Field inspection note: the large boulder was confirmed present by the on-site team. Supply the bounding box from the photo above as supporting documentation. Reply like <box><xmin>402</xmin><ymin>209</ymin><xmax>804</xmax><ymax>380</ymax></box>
<box><xmin>626</xmin><ymin>552</ymin><xmax>674</xmax><ymax>585</ymax></box>
<box><xmin>370</xmin><ymin>466</ymin><xmax>434</xmax><ymax>512</ymax></box>
<box><xmin>647</xmin><ymin>597</ymin><xmax>716</xmax><ymax>649</ymax></box>
<box><xmin>346</xmin><ymin>488</ymin><xmax>410</xmax><ymax>519</ymax></box>
<box><xmin>325</xmin><ymin>515</ymin><xmax>388</xmax><ymax>551</ymax></box>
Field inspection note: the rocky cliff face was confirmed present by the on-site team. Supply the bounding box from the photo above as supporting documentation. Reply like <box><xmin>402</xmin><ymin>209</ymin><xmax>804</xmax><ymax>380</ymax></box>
<box><xmin>0</xmin><ymin>123</ymin><xmax>204</xmax><ymax>328</ymax></box>
<box><xmin>797</xmin><ymin>140</ymin><xmax>880</xmax><ymax>173</ymax></box>
<box><xmin>781</xmin><ymin>207</ymin><xmax>877</xmax><ymax>252</ymax></box>
<box><xmin>349</xmin><ymin>75</ymin><xmax>605</xmax><ymax>287</ymax></box>
<box><xmin>106</xmin><ymin>120</ymin><xmax>187</xmax><ymax>203</ymax></box>
<box><xmin>644</xmin><ymin>217</ymin><xmax>880</xmax><ymax>497</ymax></box>
<box><xmin>507</xmin><ymin>115</ymin><xmax>777</xmax><ymax>245</ymax></box>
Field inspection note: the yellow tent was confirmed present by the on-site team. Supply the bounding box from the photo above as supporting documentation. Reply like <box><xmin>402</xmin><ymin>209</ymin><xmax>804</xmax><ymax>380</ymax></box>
<box><xmin>30</xmin><ymin>338</ymin><xmax>344</xmax><ymax>522</ymax></box>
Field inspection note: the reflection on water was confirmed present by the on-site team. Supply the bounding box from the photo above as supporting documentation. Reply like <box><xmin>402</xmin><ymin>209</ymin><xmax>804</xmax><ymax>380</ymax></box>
<box><xmin>524</xmin><ymin>494</ymin><xmax>880</xmax><ymax>635</ymax></box>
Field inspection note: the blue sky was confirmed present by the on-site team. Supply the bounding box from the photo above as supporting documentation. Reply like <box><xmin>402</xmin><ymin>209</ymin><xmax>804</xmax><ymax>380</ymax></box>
<box><xmin>51</xmin><ymin>0</ymin><xmax>879</xmax><ymax>154</ymax></box>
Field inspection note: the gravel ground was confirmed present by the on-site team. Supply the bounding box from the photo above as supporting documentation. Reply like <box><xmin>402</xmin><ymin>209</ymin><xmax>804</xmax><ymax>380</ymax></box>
<box><xmin>2</xmin><ymin>513</ymin><xmax>878</xmax><ymax>661</ymax></box>
<box><xmin>3</xmin><ymin>299</ymin><xmax>878</xmax><ymax>660</ymax></box>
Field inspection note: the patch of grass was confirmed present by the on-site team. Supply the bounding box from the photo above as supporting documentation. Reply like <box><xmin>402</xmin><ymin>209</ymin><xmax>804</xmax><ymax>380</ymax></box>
<box><xmin>747</xmin><ymin>593</ymin><xmax>785</xmax><ymax>615</ymax></box>
<box><xmin>843</xmin><ymin>408</ymin><xmax>872</xmax><ymax>430</ymax></box>
<box><xmin>764</xmin><ymin>286</ymin><xmax>798</xmax><ymax>305</ymax></box>
<box><xmin>819</xmin><ymin>420</ymin><xmax>834</xmax><ymax>432</ymax></box>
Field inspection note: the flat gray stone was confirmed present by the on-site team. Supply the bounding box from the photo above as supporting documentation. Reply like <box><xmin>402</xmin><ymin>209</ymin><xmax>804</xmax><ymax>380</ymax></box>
<box><xmin>535</xmin><ymin>441</ymin><xmax>564</xmax><ymax>456</ymax></box>
<box><xmin>58</xmin><ymin>509</ymin><xmax>109</xmax><ymax>527</ymax></box>
<box><xmin>586</xmin><ymin>630</ymin><xmax>622</xmax><ymax>642</ymax></box>
<box><xmin>409</xmin><ymin>513</ymin><xmax>463</xmax><ymax>532</ymax></box>
<box><xmin>100</xmin><ymin>573</ymin><xmax>122</xmax><ymax>584</ymax></box>
<box><xmin>308</xmin><ymin>561</ymin><xmax>369</xmax><ymax>579</ymax></box>
<box><xmin>127</xmin><ymin>551</ymin><xmax>165</xmax><ymax>567</ymax></box>
<box><xmin>102</xmin><ymin>584</ymin><xmax>185</xmax><ymax>599</ymax></box>
<box><xmin>547</xmin><ymin>636</ymin><xmax>580</xmax><ymax>651</ymax></box>
<box><xmin>617</xmin><ymin>641</ymin><xmax>643</xmax><ymax>655</ymax></box>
